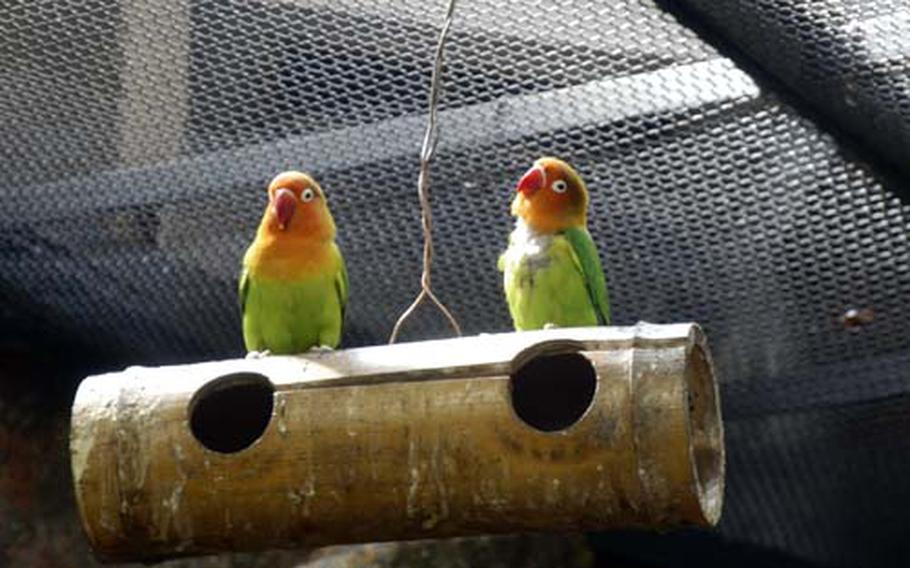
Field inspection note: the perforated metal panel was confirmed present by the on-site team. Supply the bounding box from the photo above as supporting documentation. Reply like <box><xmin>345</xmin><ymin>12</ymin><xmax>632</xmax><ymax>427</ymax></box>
<box><xmin>675</xmin><ymin>0</ymin><xmax>910</xmax><ymax>175</ymax></box>
<box><xmin>2</xmin><ymin>1</ymin><xmax>910</xmax><ymax>566</ymax></box>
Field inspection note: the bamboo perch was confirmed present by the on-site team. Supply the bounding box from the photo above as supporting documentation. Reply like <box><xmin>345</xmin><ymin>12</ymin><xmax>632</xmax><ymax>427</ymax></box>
<box><xmin>70</xmin><ymin>323</ymin><xmax>725</xmax><ymax>562</ymax></box>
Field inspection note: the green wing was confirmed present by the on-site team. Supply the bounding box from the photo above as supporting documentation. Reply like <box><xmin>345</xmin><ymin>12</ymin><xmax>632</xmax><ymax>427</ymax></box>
<box><xmin>563</xmin><ymin>226</ymin><xmax>611</xmax><ymax>325</ymax></box>
<box><xmin>238</xmin><ymin>267</ymin><xmax>250</xmax><ymax>315</ymax></box>
<box><xmin>334</xmin><ymin>246</ymin><xmax>349</xmax><ymax>325</ymax></box>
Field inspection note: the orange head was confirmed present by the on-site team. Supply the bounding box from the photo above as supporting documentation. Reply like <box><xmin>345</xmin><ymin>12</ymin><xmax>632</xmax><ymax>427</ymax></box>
<box><xmin>510</xmin><ymin>157</ymin><xmax>589</xmax><ymax>233</ymax></box>
<box><xmin>259</xmin><ymin>170</ymin><xmax>336</xmax><ymax>241</ymax></box>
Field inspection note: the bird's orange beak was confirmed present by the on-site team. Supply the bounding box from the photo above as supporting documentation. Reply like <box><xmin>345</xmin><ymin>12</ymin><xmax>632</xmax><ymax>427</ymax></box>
<box><xmin>516</xmin><ymin>165</ymin><xmax>544</xmax><ymax>197</ymax></box>
<box><xmin>273</xmin><ymin>188</ymin><xmax>297</xmax><ymax>230</ymax></box>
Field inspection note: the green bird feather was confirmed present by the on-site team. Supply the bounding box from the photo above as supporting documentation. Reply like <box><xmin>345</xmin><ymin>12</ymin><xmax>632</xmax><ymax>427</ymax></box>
<box><xmin>499</xmin><ymin>157</ymin><xmax>611</xmax><ymax>330</ymax></box>
<box><xmin>240</xmin><ymin>171</ymin><xmax>348</xmax><ymax>354</ymax></box>
<box><xmin>239</xmin><ymin>246</ymin><xmax>347</xmax><ymax>353</ymax></box>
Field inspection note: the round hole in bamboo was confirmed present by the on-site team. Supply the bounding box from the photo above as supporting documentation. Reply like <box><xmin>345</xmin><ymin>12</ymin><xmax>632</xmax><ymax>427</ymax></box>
<box><xmin>510</xmin><ymin>352</ymin><xmax>597</xmax><ymax>432</ymax></box>
<box><xmin>685</xmin><ymin>342</ymin><xmax>724</xmax><ymax>524</ymax></box>
<box><xmin>189</xmin><ymin>373</ymin><xmax>275</xmax><ymax>453</ymax></box>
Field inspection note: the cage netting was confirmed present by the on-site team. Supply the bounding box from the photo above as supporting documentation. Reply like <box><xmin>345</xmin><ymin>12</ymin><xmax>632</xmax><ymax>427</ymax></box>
<box><xmin>2</xmin><ymin>1</ymin><xmax>910</xmax><ymax>566</ymax></box>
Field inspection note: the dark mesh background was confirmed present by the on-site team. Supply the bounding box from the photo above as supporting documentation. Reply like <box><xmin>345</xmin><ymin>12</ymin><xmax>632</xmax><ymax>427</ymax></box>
<box><xmin>674</xmin><ymin>0</ymin><xmax>910</xmax><ymax>176</ymax></box>
<box><xmin>2</xmin><ymin>1</ymin><xmax>909</xmax><ymax>567</ymax></box>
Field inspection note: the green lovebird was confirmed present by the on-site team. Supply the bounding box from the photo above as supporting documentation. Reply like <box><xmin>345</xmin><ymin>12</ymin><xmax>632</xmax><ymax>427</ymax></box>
<box><xmin>498</xmin><ymin>157</ymin><xmax>611</xmax><ymax>330</ymax></box>
<box><xmin>239</xmin><ymin>170</ymin><xmax>348</xmax><ymax>354</ymax></box>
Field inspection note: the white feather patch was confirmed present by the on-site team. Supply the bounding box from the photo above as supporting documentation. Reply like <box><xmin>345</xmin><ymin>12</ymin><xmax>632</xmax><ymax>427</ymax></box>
<box><xmin>504</xmin><ymin>219</ymin><xmax>553</xmax><ymax>271</ymax></box>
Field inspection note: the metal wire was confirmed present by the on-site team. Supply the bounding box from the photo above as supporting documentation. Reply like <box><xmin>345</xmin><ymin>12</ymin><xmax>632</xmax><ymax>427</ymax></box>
<box><xmin>388</xmin><ymin>0</ymin><xmax>463</xmax><ymax>344</ymax></box>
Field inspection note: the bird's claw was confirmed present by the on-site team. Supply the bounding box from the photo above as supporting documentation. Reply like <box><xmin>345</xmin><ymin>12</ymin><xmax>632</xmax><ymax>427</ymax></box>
<box><xmin>543</xmin><ymin>322</ymin><xmax>560</xmax><ymax>330</ymax></box>
<box><xmin>245</xmin><ymin>350</ymin><xmax>271</xmax><ymax>359</ymax></box>
<box><xmin>309</xmin><ymin>345</ymin><xmax>334</xmax><ymax>353</ymax></box>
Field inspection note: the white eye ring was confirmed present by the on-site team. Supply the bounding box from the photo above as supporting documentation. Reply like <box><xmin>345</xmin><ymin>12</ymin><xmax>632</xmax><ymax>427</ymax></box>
<box><xmin>551</xmin><ymin>180</ymin><xmax>568</xmax><ymax>193</ymax></box>
<box><xmin>300</xmin><ymin>188</ymin><xmax>315</xmax><ymax>202</ymax></box>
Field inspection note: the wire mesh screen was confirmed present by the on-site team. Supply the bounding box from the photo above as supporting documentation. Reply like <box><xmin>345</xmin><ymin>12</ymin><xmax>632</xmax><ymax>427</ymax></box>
<box><xmin>2</xmin><ymin>1</ymin><xmax>910</xmax><ymax>567</ymax></box>
<box><xmin>676</xmin><ymin>0</ymin><xmax>910</xmax><ymax>175</ymax></box>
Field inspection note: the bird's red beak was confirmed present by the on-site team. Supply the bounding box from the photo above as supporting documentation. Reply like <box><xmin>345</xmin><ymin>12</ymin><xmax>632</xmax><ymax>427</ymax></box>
<box><xmin>273</xmin><ymin>188</ymin><xmax>297</xmax><ymax>230</ymax></box>
<box><xmin>516</xmin><ymin>166</ymin><xmax>544</xmax><ymax>197</ymax></box>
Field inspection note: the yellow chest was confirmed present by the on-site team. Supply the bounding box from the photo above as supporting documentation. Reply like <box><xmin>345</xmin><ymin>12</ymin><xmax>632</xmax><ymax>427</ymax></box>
<box><xmin>243</xmin><ymin>236</ymin><xmax>336</xmax><ymax>281</ymax></box>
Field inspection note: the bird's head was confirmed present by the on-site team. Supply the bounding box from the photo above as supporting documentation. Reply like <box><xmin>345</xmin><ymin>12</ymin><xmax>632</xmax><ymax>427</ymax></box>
<box><xmin>510</xmin><ymin>157</ymin><xmax>589</xmax><ymax>233</ymax></box>
<box><xmin>262</xmin><ymin>171</ymin><xmax>336</xmax><ymax>240</ymax></box>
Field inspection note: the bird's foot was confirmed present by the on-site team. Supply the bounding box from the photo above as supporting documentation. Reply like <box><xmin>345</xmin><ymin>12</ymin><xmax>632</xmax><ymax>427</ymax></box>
<box><xmin>245</xmin><ymin>349</ymin><xmax>271</xmax><ymax>359</ymax></box>
<box><xmin>543</xmin><ymin>322</ymin><xmax>560</xmax><ymax>330</ymax></box>
<box><xmin>308</xmin><ymin>345</ymin><xmax>335</xmax><ymax>353</ymax></box>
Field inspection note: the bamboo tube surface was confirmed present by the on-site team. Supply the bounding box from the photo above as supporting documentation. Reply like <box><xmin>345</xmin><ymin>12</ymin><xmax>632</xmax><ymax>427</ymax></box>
<box><xmin>70</xmin><ymin>323</ymin><xmax>725</xmax><ymax>562</ymax></box>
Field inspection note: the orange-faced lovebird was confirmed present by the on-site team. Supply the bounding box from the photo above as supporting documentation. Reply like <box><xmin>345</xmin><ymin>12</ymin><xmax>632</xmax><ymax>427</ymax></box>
<box><xmin>240</xmin><ymin>171</ymin><xmax>348</xmax><ymax>354</ymax></box>
<box><xmin>498</xmin><ymin>157</ymin><xmax>611</xmax><ymax>329</ymax></box>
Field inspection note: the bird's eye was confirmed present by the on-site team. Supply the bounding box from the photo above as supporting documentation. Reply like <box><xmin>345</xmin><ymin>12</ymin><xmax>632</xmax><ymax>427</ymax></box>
<box><xmin>300</xmin><ymin>188</ymin><xmax>315</xmax><ymax>202</ymax></box>
<box><xmin>551</xmin><ymin>180</ymin><xmax>568</xmax><ymax>193</ymax></box>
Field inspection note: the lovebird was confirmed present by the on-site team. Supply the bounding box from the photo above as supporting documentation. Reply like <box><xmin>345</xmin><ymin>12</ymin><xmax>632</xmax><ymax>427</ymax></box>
<box><xmin>239</xmin><ymin>171</ymin><xmax>348</xmax><ymax>354</ymax></box>
<box><xmin>498</xmin><ymin>157</ymin><xmax>611</xmax><ymax>330</ymax></box>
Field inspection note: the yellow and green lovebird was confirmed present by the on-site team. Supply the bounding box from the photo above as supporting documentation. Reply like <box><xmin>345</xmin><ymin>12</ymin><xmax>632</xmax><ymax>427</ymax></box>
<box><xmin>239</xmin><ymin>171</ymin><xmax>348</xmax><ymax>354</ymax></box>
<box><xmin>498</xmin><ymin>157</ymin><xmax>611</xmax><ymax>330</ymax></box>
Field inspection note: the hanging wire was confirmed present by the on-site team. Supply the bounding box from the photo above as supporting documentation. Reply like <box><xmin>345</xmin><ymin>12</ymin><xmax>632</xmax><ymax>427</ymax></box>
<box><xmin>388</xmin><ymin>0</ymin><xmax>462</xmax><ymax>344</ymax></box>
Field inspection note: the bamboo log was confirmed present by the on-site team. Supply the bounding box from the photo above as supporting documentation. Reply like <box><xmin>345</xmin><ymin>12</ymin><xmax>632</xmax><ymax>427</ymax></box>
<box><xmin>70</xmin><ymin>323</ymin><xmax>725</xmax><ymax>562</ymax></box>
